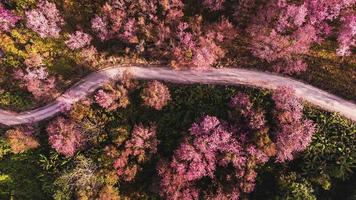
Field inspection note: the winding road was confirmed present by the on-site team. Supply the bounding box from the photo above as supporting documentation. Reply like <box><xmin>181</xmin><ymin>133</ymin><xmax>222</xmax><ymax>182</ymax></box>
<box><xmin>0</xmin><ymin>65</ymin><xmax>355</xmax><ymax>126</ymax></box>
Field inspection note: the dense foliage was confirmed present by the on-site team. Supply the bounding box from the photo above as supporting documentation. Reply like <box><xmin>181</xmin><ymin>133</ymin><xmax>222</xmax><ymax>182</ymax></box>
<box><xmin>5</xmin><ymin>127</ymin><xmax>39</xmax><ymax>154</ymax></box>
<box><xmin>25</xmin><ymin>0</ymin><xmax>64</xmax><ymax>38</ymax></box>
<box><xmin>0</xmin><ymin>5</ymin><xmax>20</xmax><ymax>33</ymax></box>
<box><xmin>47</xmin><ymin>116</ymin><xmax>85</xmax><ymax>157</ymax></box>
<box><xmin>0</xmin><ymin>0</ymin><xmax>355</xmax><ymax>111</ymax></box>
<box><xmin>141</xmin><ymin>81</ymin><xmax>171</xmax><ymax>110</ymax></box>
<box><xmin>0</xmin><ymin>0</ymin><xmax>355</xmax><ymax>199</ymax></box>
<box><xmin>1</xmin><ymin>82</ymin><xmax>355</xmax><ymax>199</ymax></box>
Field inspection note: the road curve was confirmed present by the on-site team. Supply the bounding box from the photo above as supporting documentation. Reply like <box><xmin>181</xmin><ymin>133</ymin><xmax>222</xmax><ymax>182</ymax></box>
<box><xmin>0</xmin><ymin>65</ymin><xmax>355</xmax><ymax>126</ymax></box>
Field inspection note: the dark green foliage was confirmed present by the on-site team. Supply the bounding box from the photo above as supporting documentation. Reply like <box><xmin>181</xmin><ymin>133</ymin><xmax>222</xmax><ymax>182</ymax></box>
<box><xmin>327</xmin><ymin>174</ymin><xmax>356</xmax><ymax>200</ymax></box>
<box><xmin>302</xmin><ymin>107</ymin><xmax>356</xmax><ymax>180</ymax></box>
<box><xmin>0</xmin><ymin>90</ymin><xmax>35</xmax><ymax>111</ymax></box>
<box><xmin>0</xmin><ymin>137</ymin><xmax>11</xmax><ymax>160</ymax></box>
<box><xmin>1</xmin><ymin>0</ymin><xmax>36</xmax><ymax>10</ymax></box>
<box><xmin>275</xmin><ymin>172</ymin><xmax>317</xmax><ymax>200</ymax></box>
<box><xmin>0</xmin><ymin>151</ymin><xmax>53</xmax><ymax>200</ymax></box>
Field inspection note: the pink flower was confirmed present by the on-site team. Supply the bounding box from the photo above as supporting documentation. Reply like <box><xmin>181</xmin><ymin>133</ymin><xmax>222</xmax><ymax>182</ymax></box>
<box><xmin>94</xmin><ymin>85</ymin><xmax>129</xmax><ymax>111</ymax></box>
<box><xmin>114</xmin><ymin>124</ymin><xmax>158</xmax><ymax>181</ymax></box>
<box><xmin>246</xmin><ymin>145</ymin><xmax>269</xmax><ymax>164</ymax></box>
<box><xmin>95</xmin><ymin>89</ymin><xmax>114</xmax><ymax>109</ymax></box>
<box><xmin>5</xmin><ymin>127</ymin><xmax>39</xmax><ymax>154</ymax></box>
<box><xmin>14</xmin><ymin>66</ymin><xmax>57</xmax><ymax>101</ymax></box>
<box><xmin>336</xmin><ymin>14</ymin><xmax>355</xmax><ymax>56</ymax></box>
<box><xmin>90</xmin><ymin>0</ymin><xmax>232</xmax><ymax>70</ymax></box>
<box><xmin>276</xmin><ymin>3</ymin><xmax>308</xmax><ymax>32</ymax></box>
<box><xmin>246</xmin><ymin>0</ymin><xmax>353</xmax><ymax>74</ymax></box>
<box><xmin>273</xmin><ymin>59</ymin><xmax>308</xmax><ymax>75</ymax></box>
<box><xmin>191</xmin><ymin>36</ymin><xmax>225</xmax><ymax>69</ymax></box>
<box><xmin>189</xmin><ymin>115</ymin><xmax>220</xmax><ymax>135</ymax></box>
<box><xmin>0</xmin><ymin>6</ymin><xmax>20</xmax><ymax>33</ymax></box>
<box><xmin>91</xmin><ymin>15</ymin><xmax>110</xmax><ymax>41</ymax></box>
<box><xmin>65</xmin><ymin>31</ymin><xmax>92</xmax><ymax>50</ymax></box>
<box><xmin>47</xmin><ymin>117</ymin><xmax>85</xmax><ymax>157</ymax></box>
<box><xmin>141</xmin><ymin>81</ymin><xmax>171</xmax><ymax>110</ymax></box>
<box><xmin>158</xmin><ymin>116</ymin><xmax>251</xmax><ymax>199</ymax></box>
<box><xmin>230</xmin><ymin>92</ymin><xmax>266</xmax><ymax>130</ymax></box>
<box><xmin>25</xmin><ymin>0</ymin><xmax>64</xmax><ymax>38</ymax></box>
<box><xmin>272</xmin><ymin>86</ymin><xmax>316</xmax><ymax>162</ymax></box>
<box><xmin>121</xmin><ymin>18</ymin><xmax>137</xmax><ymax>42</ymax></box>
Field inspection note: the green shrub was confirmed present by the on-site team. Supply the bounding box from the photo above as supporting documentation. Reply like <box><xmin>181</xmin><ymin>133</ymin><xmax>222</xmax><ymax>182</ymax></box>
<box><xmin>302</xmin><ymin>108</ymin><xmax>356</xmax><ymax>180</ymax></box>
<box><xmin>0</xmin><ymin>152</ymin><xmax>53</xmax><ymax>200</ymax></box>
<box><xmin>0</xmin><ymin>90</ymin><xmax>34</xmax><ymax>111</ymax></box>
<box><xmin>4</xmin><ymin>0</ymin><xmax>36</xmax><ymax>10</ymax></box>
<box><xmin>0</xmin><ymin>137</ymin><xmax>11</xmax><ymax>160</ymax></box>
<box><xmin>276</xmin><ymin>172</ymin><xmax>317</xmax><ymax>200</ymax></box>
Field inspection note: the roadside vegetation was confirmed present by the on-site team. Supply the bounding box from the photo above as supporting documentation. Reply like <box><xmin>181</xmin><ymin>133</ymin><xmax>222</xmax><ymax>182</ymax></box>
<box><xmin>0</xmin><ymin>83</ymin><xmax>355</xmax><ymax>199</ymax></box>
<box><xmin>0</xmin><ymin>0</ymin><xmax>355</xmax><ymax>199</ymax></box>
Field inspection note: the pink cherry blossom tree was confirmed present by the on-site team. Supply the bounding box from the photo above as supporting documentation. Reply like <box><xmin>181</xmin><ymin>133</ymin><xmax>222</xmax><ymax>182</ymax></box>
<box><xmin>0</xmin><ymin>5</ymin><xmax>20</xmax><ymax>33</ymax></box>
<box><xmin>25</xmin><ymin>0</ymin><xmax>64</xmax><ymax>38</ymax></box>
<box><xmin>246</xmin><ymin>0</ymin><xmax>354</xmax><ymax>74</ymax></box>
<box><xmin>14</xmin><ymin>54</ymin><xmax>57</xmax><ymax>101</ymax></box>
<box><xmin>91</xmin><ymin>0</ymin><xmax>236</xmax><ymax>70</ymax></box>
<box><xmin>5</xmin><ymin>127</ymin><xmax>39</xmax><ymax>154</ymax></box>
<box><xmin>47</xmin><ymin>116</ymin><xmax>85</xmax><ymax>157</ymax></box>
<box><xmin>158</xmin><ymin>116</ymin><xmax>259</xmax><ymax>200</ymax></box>
<box><xmin>141</xmin><ymin>81</ymin><xmax>171</xmax><ymax>110</ymax></box>
<box><xmin>113</xmin><ymin>124</ymin><xmax>158</xmax><ymax>182</ymax></box>
<box><xmin>272</xmin><ymin>86</ymin><xmax>316</xmax><ymax>162</ymax></box>
<box><xmin>65</xmin><ymin>31</ymin><xmax>93</xmax><ymax>50</ymax></box>
<box><xmin>94</xmin><ymin>84</ymin><xmax>129</xmax><ymax>111</ymax></box>
<box><xmin>336</xmin><ymin>13</ymin><xmax>355</xmax><ymax>57</ymax></box>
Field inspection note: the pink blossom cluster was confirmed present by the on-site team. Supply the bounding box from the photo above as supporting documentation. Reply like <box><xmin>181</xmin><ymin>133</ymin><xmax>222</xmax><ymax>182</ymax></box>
<box><xmin>91</xmin><ymin>1</ymin><xmax>149</xmax><ymax>42</ymax></box>
<box><xmin>275</xmin><ymin>1</ymin><xmax>308</xmax><ymax>32</ymax></box>
<box><xmin>246</xmin><ymin>0</ymin><xmax>354</xmax><ymax>74</ymax></box>
<box><xmin>95</xmin><ymin>89</ymin><xmax>115</xmax><ymax>109</ymax></box>
<box><xmin>158</xmin><ymin>87</ymin><xmax>316</xmax><ymax>198</ymax></box>
<box><xmin>94</xmin><ymin>84</ymin><xmax>129</xmax><ymax>111</ymax></box>
<box><xmin>190</xmin><ymin>34</ymin><xmax>226</xmax><ymax>69</ymax></box>
<box><xmin>24</xmin><ymin>53</ymin><xmax>44</xmax><ymax>68</ymax></box>
<box><xmin>91</xmin><ymin>16</ymin><xmax>108</xmax><ymax>41</ymax></box>
<box><xmin>229</xmin><ymin>92</ymin><xmax>266</xmax><ymax>130</ymax></box>
<box><xmin>91</xmin><ymin>1</ymin><xmax>235</xmax><ymax>69</ymax></box>
<box><xmin>249</xmin><ymin>24</ymin><xmax>317</xmax><ymax>74</ymax></box>
<box><xmin>171</xmin><ymin>18</ymin><xmax>236</xmax><ymax>69</ymax></box>
<box><xmin>47</xmin><ymin>117</ymin><xmax>85</xmax><ymax>157</ymax></box>
<box><xmin>5</xmin><ymin>126</ymin><xmax>39</xmax><ymax>154</ymax></box>
<box><xmin>306</xmin><ymin>0</ymin><xmax>355</xmax><ymax>25</ymax></box>
<box><xmin>0</xmin><ymin>5</ymin><xmax>20</xmax><ymax>33</ymax></box>
<box><xmin>229</xmin><ymin>93</ymin><xmax>275</xmax><ymax>162</ymax></box>
<box><xmin>14</xmin><ymin>57</ymin><xmax>57</xmax><ymax>101</ymax></box>
<box><xmin>141</xmin><ymin>81</ymin><xmax>171</xmax><ymax>110</ymax></box>
<box><xmin>158</xmin><ymin>116</ymin><xmax>259</xmax><ymax>200</ymax></box>
<box><xmin>202</xmin><ymin>0</ymin><xmax>225</xmax><ymax>11</ymax></box>
<box><xmin>230</xmin><ymin>89</ymin><xmax>315</xmax><ymax>163</ymax></box>
<box><xmin>272</xmin><ymin>86</ymin><xmax>315</xmax><ymax>162</ymax></box>
<box><xmin>336</xmin><ymin>13</ymin><xmax>355</xmax><ymax>56</ymax></box>
<box><xmin>65</xmin><ymin>31</ymin><xmax>92</xmax><ymax>50</ymax></box>
<box><xmin>113</xmin><ymin>124</ymin><xmax>158</xmax><ymax>182</ymax></box>
<box><xmin>26</xmin><ymin>78</ymin><xmax>56</xmax><ymax>101</ymax></box>
<box><xmin>25</xmin><ymin>0</ymin><xmax>64</xmax><ymax>38</ymax></box>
